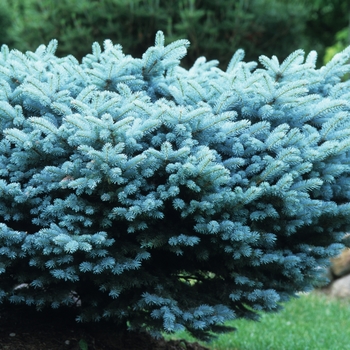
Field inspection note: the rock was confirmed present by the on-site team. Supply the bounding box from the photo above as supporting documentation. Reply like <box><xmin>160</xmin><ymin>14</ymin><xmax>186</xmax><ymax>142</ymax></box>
<box><xmin>330</xmin><ymin>274</ymin><xmax>350</xmax><ymax>298</ymax></box>
<box><xmin>330</xmin><ymin>249</ymin><xmax>350</xmax><ymax>278</ymax></box>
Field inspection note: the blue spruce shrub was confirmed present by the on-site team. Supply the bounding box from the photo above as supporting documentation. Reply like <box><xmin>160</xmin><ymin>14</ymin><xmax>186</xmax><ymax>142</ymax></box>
<box><xmin>0</xmin><ymin>31</ymin><xmax>350</xmax><ymax>339</ymax></box>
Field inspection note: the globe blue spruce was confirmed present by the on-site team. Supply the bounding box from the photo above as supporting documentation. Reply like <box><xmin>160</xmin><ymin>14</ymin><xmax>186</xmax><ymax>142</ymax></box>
<box><xmin>0</xmin><ymin>31</ymin><xmax>350</xmax><ymax>340</ymax></box>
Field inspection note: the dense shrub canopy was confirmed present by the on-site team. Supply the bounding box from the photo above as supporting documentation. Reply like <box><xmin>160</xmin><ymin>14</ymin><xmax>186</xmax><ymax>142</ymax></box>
<box><xmin>0</xmin><ymin>32</ymin><xmax>350</xmax><ymax>339</ymax></box>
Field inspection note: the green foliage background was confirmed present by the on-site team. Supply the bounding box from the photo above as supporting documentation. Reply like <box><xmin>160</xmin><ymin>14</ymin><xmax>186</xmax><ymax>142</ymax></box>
<box><xmin>1</xmin><ymin>0</ymin><xmax>349</xmax><ymax>68</ymax></box>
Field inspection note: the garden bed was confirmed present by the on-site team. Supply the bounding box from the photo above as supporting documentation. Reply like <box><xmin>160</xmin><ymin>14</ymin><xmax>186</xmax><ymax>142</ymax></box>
<box><xmin>0</xmin><ymin>304</ymin><xmax>209</xmax><ymax>350</ymax></box>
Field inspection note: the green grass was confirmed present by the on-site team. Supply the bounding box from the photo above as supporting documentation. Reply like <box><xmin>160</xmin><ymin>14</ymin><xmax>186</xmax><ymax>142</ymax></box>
<box><xmin>165</xmin><ymin>292</ymin><xmax>350</xmax><ymax>350</ymax></box>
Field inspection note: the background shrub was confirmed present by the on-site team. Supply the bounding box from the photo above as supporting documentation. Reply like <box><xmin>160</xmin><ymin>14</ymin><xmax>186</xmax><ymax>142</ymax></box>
<box><xmin>1</xmin><ymin>0</ymin><xmax>349</xmax><ymax>68</ymax></box>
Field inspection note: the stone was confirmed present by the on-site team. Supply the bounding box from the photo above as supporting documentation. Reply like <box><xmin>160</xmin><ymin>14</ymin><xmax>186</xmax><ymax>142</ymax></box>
<box><xmin>330</xmin><ymin>274</ymin><xmax>350</xmax><ymax>298</ymax></box>
<box><xmin>330</xmin><ymin>249</ymin><xmax>350</xmax><ymax>278</ymax></box>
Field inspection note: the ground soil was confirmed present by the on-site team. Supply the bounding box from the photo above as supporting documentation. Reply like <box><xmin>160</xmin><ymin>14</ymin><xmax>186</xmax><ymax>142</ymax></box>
<box><xmin>0</xmin><ymin>305</ymin><xmax>210</xmax><ymax>350</ymax></box>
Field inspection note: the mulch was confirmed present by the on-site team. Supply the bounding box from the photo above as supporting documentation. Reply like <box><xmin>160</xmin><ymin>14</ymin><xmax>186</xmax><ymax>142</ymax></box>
<box><xmin>0</xmin><ymin>305</ymin><xmax>210</xmax><ymax>350</ymax></box>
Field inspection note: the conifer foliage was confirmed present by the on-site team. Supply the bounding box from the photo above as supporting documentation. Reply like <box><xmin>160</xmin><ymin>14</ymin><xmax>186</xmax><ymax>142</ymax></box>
<box><xmin>0</xmin><ymin>31</ymin><xmax>350</xmax><ymax>340</ymax></box>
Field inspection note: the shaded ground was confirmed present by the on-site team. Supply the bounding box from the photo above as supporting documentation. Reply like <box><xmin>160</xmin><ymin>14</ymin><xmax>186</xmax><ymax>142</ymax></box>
<box><xmin>0</xmin><ymin>305</ymin><xmax>209</xmax><ymax>350</ymax></box>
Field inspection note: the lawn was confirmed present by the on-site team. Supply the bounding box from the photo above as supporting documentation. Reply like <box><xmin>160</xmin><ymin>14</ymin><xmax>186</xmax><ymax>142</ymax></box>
<box><xmin>165</xmin><ymin>291</ymin><xmax>350</xmax><ymax>350</ymax></box>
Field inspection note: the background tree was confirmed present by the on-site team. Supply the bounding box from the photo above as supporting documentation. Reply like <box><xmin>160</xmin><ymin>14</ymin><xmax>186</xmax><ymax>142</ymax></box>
<box><xmin>1</xmin><ymin>0</ymin><xmax>349</xmax><ymax>68</ymax></box>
